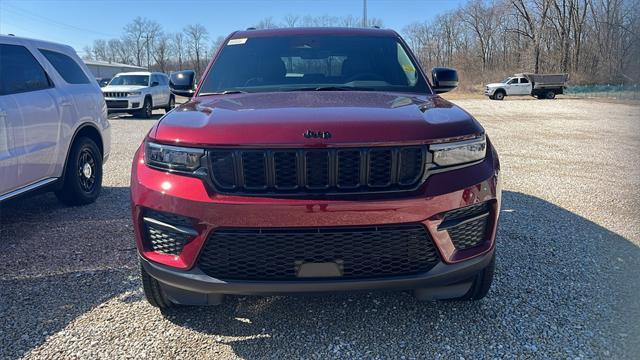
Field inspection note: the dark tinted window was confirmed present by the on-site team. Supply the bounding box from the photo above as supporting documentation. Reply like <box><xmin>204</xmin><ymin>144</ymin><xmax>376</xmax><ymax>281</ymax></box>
<box><xmin>199</xmin><ymin>35</ymin><xmax>429</xmax><ymax>94</ymax></box>
<box><xmin>520</xmin><ymin>78</ymin><xmax>529</xmax><ymax>84</ymax></box>
<box><xmin>0</xmin><ymin>44</ymin><xmax>52</xmax><ymax>95</ymax></box>
<box><xmin>39</xmin><ymin>49</ymin><xmax>89</xmax><ymax>84</ymax></box>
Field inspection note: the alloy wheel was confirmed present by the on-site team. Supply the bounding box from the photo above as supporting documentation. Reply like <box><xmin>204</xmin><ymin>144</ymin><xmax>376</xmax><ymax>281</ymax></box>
<box><xmin>77</xmin><ymin>149</ymin><xmax>96</xmax><ymax>192</ymax></box>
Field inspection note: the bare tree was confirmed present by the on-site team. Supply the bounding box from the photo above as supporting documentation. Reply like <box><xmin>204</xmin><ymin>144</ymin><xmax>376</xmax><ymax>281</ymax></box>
<box><xmin>283</xmin><ymin>14</ymin><xmax>300</xmax><ymax>27</ymax></box>
<box><xmin>81</xmin><ymin>46</ymin><xmax>94</xmax><ymax>60</ymax></box>
<box><xmin>79</xmin><ymin>7</ymin><xmax>639</xmax><ymax>86</ymax></box>
<box><xmin>339</xmin><ymin>15</ymin><xmax>360</xmax><ymax>27</ymax></box>
<box><xmin>171</xmin><ymin>32</ymin><xmax>186</xmax><ymax>70</ymax></box>
<box><xmin>185</xmin><ymin>24</ymin><xmax>209</xmax><ymax>76</ymax></box>
<box><xmin>91</xmin><ymin>39</ymin><xmax>109</xmax><ymax>61</ymax></box>
<box><xmin>143</xmin><ymin>20</ymin><xmax>162</xmax><ymax>70</ymax></box>
<box><xmin>511</xmin><ymin>0</ymin><xmax>552</xmax><ymax>73</ymax></box>
<box><xmin>108</xmin><ymin>38</ymin><xmax>133</xmax><ymax>64</ymax></box>
<box><xmin>255</xmin><ymin>17</ymin><xmax>278</xmax><ymax>29</ymax></box>
<box><xmin>368</xmin><ymin>17</ymin><xmax>384</xmax><ymax>28</ymax></box>
<box><xmin>210</xmin><ymin>36</ymin><xmax>226</xmax><ymax>56</ymax></box>
<box><xmin>152</xmin><ymin>33</ymin><xmax>171</xmax><ymax>72</ymax></box>
<box><xmin>570</xmin><ymin>0</ymin><xmax>589</xmax><ymax>72</ymax></box>
<box><xmin>549</xmin><ymin>0</ymin><xmax>574</xmax><ymax>72</ymax></box>
<box><xmin>460</xmin><ymin>0</ymin><xmax>501</xmax><ymax>71</ymax></box>
<box><xmin>124</xmin><ymin>17</ymin><xmax>148</xmax><ymax>66</ymax></box>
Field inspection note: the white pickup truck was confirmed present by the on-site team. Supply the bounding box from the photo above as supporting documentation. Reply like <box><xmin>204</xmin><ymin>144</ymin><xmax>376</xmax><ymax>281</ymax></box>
<box><xmin>485</xmin><ymin>73</ymin><xmax>568</xmax><ymax>100</ymax></box>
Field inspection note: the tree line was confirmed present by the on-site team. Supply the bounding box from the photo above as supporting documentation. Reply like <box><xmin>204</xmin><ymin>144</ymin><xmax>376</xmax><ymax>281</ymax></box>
<box><xmin>82</xmin><ymin>17</ymin><xmax>222</xmax><ymax>76</ymax></box>
<box><xmin>82</xmin><ymin>1</ymin><xmax>639</xmax><ymax>89</ymax></box>
<box><xmin>81</xmin><ymin>15</ymin><xmax>382</xmax><ymax>77</ymax></box>
<box><xmin>403</xmin><ymin>0</ymin><xmax>639</xmax><ymax>88</ymax></box>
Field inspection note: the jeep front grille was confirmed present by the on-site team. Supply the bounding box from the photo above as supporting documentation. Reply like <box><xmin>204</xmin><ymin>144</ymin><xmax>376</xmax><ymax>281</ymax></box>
<box><xmin>208</xmin><ymin>146</ymin><xmax>427</xmax><ymax>195</ymax></box>
<box><xmin>104</xmin><ymin>92</ymin><xmax>128</xmax><ymax>98</ymax></box>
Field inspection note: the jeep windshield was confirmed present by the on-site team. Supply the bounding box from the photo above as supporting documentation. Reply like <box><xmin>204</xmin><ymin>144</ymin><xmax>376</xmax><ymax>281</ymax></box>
<box><xmin>108</xmin><ymin>75</ymin><xmax>149</xmax><ymax>86</ymax></box>
<box><xmin>198</xmin><ymin>35</ymin><xmax>430</xmax><ymax>95</ymax></box>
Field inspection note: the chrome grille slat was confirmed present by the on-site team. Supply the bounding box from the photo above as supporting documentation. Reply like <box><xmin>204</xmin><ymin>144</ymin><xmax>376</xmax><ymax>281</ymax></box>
<box><xmin>104</xmin><ymin>91</ymin><xmax>128</xmax><ymax>98</ymax></box>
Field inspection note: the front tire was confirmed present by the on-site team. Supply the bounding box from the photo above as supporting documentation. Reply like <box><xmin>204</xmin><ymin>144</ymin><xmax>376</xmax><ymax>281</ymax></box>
<box><xmin>141</xmin><ymin>261</ymin><xmax>175</xmax><ymax>309</ymax></box>
<box><xmin>137</xmin><ymin>97</ymin><xmax>153</xmax><ymax>119</ymax></box>
<box><xmin>494</xmin><ymin>91</ymin><xmax>505</xmax><ymax>100</ymax></box>
<box><xmin>55</xmin><ymin>137</ymin><xmax>102</xmax><ymax>206</ymax></box>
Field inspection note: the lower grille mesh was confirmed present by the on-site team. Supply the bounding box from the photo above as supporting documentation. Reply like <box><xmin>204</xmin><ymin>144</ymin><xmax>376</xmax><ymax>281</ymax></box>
<box><xmin>142</xmin><ymin>209</ymin><xmax>195</xmax><ymax>255</ymax></box>
<box><xmin>145</xmin><ymin>224</ymin><xmax>190</xmax><ymax>255</ymax></box>
<box><xmin>440</xmin><ymin>202</ymin><xmax>491</xmax><ymax>250</ymax></box>
<box><xmin>198</xmin><ymin>225</ymin><xmax>439</xmax><ymax>280</ymax></box>
<box><xmin>448</xmin><ymin>217</ymin><xmax>488</xmax><ymax>250</ymax></box>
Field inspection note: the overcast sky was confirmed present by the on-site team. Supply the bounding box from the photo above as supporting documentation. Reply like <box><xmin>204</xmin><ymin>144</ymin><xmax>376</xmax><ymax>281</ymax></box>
<box><xmin>0</xmin><ymin>0</ymin><xmax>464</xmax><ymax>53</ymax></box>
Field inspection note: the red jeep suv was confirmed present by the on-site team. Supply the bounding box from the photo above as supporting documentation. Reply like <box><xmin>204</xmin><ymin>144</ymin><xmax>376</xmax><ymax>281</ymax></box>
<box><xmin>131</xmin><ymin>27</ymin><xmax>501</xmax><ymax>308</ymax></box>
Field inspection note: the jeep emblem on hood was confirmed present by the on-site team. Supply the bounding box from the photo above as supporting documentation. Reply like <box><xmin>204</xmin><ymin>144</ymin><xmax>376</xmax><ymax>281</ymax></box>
<box><xmin>304</xmin><ymin>130</ymin><xmax>332</xmax><ymax>139</ymax></box>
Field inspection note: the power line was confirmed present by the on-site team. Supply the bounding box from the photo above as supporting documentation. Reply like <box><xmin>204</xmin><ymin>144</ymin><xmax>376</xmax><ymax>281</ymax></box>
<box><xmin>1</xmin><ymin>3</ymin><xmax>119</xmax><ymax>38</ymax></box>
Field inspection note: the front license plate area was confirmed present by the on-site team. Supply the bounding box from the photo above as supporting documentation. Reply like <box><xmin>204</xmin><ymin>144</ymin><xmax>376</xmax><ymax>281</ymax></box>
<box><xmin>295</xmin><ymin>261</ymin><xmax>343</xmax><ymax>278</ymax></box>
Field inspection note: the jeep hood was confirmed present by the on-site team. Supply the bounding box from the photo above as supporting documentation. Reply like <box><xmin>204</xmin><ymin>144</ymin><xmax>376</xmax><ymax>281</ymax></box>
<box><xmin>102</xmin><ymin>85</ymin><xmax>146</xmax><ymax>92</ymax></box>
<box><xmin>485</xmin><ymin>83</ymin><xmax>505</xmax><ymax>88</ymax></box>
<box><xmin>151</xmin><ymin>92</ymin><xmax>484</xmax><ymax>146</ymax></box>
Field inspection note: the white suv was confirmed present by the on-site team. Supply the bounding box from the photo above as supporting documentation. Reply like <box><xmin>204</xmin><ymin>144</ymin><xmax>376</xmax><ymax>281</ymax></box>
<box><xmin>102</xmin><ymin>71</ymin><xmax>174</xmax><ymax>118</ymax></box>
<box><xmin>0</xmin><ymin>35</ymin><xmax>111</xmax><ymax>205</ymax></box>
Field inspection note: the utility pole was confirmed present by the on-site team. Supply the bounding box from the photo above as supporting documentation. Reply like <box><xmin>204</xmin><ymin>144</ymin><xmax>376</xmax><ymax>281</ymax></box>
<box><xmin>362</xmin><ymin>0</ymin><xmax>367</xmax><ymax>27</ymax></box>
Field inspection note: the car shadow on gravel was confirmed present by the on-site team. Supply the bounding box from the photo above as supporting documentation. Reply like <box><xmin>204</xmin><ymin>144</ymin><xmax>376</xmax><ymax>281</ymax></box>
<box><xmin>0</xmin><ymin>186</ymin><xmax>131</xmax><ymax>224</ymax></box>
<box><xmin>0</xmin><ymin>268</ymin><xmax>138</xmax><ymax>359</ymax></box>
<box><xmin>0</xmin><ymin>186</ymin><xmax>139</xmax><ymax>358</ymax></box>
<box><xmin>159</xmin><ymin>191</ymin><xmax>640</xmax><ymax>358</ymax></box>
<box><xmin>1</xmin><ymin>190</ymin><xmax>638</xmax><ymax>358</ymax></box>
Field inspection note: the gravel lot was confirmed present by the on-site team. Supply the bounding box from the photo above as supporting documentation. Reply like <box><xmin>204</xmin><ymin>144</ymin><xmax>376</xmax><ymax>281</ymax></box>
<box><xmin>1</xmin><ymin>97</ymin><xmax>639</xmax><ymax>359</ymax></box>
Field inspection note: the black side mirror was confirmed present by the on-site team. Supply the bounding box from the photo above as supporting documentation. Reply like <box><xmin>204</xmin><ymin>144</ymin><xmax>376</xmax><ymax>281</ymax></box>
<box><xmin>169</xmin><ymin>70</ymin><xmax>196</xmax><ymax>98</ymax></box>
<box><xmin>431</xmin><ymin>67</ymin><xmax>458</xmax><ymax>94</ymax></box>
<box><xmin>151</xmin><ymin>81</ymin><xmax>160</xmax><ymax>87</ymax></box>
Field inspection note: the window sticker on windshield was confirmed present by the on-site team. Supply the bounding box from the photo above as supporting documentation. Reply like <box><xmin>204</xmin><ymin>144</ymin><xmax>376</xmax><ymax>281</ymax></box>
<box><xmin>227</xmin><ymin>38</ymin><xmax>248</xmax><ymax>45</ymax></box>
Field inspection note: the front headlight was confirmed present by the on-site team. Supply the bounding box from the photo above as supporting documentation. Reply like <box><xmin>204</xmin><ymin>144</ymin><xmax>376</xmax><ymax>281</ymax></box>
<box><xmin>430</xmin><ymin>135</ymin><xmax>486</xmax><ymax>167</ymax></box>
<box><xmin>145</xmin><ymin>142</ymin><xmax>204</xmax><ymax>172</ymax></box>
<box><xmin>128</xmin><ymin>91</ymin><xmax>142</xmax><ymax>96</ymax></box>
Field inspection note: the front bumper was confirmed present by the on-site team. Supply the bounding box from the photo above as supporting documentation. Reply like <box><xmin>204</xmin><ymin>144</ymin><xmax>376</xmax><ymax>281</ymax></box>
<box><xmin>484</xmin><ymin>88</ymin><xmax>497</xmax><ymax>96</ymax></box>
<box><xmin>141</xmin><ymin>248</ymin><xmax>494</xmax><ymax>303</ymax></box>
<box><xmin>104</xmin><ymin>95</ymin><xmax>144</xmax><ymax>111</ymax></box>
<box><xmin>131</xmin><ymin>142</ymin><xmax>501</xmax><ymax>296</ymax></box>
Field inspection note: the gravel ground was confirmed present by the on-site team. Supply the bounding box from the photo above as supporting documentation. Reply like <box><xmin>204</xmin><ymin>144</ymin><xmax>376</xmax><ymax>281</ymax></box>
<box><xmin>1</xmin><ymin>98</ymin><xmax>639</xmax><ymax>359</ymax></box>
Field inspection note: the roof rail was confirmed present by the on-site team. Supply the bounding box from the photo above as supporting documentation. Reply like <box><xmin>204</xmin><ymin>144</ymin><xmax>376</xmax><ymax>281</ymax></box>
<box><xmin>371</xmin><ymin>25</ymin><xmax>381</xmax><ymax>29</ymax></box>
<box><xmin>246</xmin><ymin>27</ymin><xmax>256</xmax><ymax>31</ymax></box>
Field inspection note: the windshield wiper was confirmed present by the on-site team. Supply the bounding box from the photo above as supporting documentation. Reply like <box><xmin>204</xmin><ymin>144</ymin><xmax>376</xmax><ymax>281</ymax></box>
<box><xmin>286</xmin><ymin>86</ymin><xmax>374</xmax><ymax>92</ymax></box>
<box><xmin>199</xmin><ymin>90</ymin><xmax>248</xmax><ymax>95</ymax></box>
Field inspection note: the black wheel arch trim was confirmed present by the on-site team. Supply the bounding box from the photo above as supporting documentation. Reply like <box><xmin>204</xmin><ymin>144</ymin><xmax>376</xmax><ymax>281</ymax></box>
<box><xmin>58</xmin><ymin>122</ymin><xmax>104</xmax><ymax>188</ymax></box>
